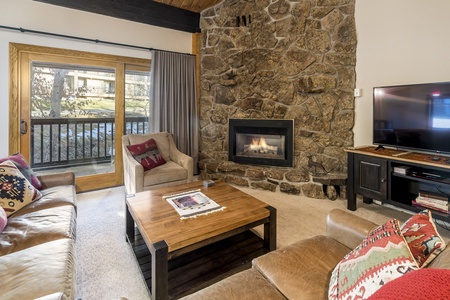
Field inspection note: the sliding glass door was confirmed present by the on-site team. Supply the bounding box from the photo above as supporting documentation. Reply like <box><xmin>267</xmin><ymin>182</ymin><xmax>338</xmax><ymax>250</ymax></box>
<box><xmin>125</xmin><ymin>69</ymin><xmax>150</xmax><ymax>135</ymax></box>
<box><xmin>30</xmin><ymin>63</ymin><xmax>117</xmax><ymax>177</ymax></box>
<box><xmin>10</xmin><ymin>43</ymin><xmax>150</xmax><ymax>192</ymax></box>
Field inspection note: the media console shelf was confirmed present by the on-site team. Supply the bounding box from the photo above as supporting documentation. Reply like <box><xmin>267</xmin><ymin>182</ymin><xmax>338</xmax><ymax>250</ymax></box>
<box><xmin>346</xmin><ymin>146</ymin><xmax>450</xmax><ymax>222</ymax></box>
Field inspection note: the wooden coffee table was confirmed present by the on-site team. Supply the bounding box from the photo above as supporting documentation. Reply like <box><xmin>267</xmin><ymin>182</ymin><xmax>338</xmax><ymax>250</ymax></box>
<box><xmin>125</xmin><ymin>180</ymin><xmax>276</xmax><ymax>300</ymax></box>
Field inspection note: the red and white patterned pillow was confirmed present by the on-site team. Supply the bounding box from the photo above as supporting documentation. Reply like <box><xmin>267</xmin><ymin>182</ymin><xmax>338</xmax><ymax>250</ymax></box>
<box><xmin>329</xmin><ymin>218</ymin><xmax>419</xmax><ymax>300</ymax></box>
<box><xmin>401</xmin><ymin>209</ymin><xmax>446</xmax><ymax>267</ymax></box>
<box><xmin>126</xmin><ymin>138</ymin><xmax>166</xmax><ymax>171</ymax></box>
<box><xmin>0</xmin><ymin>160</ymin><xmax>42</xmax><ymax>216</ymax></box>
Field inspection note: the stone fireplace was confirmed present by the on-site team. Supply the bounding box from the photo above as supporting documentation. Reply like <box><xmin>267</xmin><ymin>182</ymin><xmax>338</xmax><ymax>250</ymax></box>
<box><xmin>198</xmin><ymin>0</ymin><xmax>356</xmax><ymax>198</ymax></box>
<box><xmin>229</xmin><ymin>119</ymin><xmax>293</xmax><ymax>167</ymax></box>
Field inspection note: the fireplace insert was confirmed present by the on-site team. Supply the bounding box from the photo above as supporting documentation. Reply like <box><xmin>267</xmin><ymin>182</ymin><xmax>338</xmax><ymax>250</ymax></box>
<box><xmin>228</xmin><ymin>119</ymin><xmax>294</xmax><ymax>167</ymax></box>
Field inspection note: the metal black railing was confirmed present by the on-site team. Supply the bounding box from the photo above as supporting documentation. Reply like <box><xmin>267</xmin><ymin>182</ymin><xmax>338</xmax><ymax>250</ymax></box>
<box><xmin>30</xmin><ymin>116</ymin><xmax>148</xmax><ymax>169</ymax></box>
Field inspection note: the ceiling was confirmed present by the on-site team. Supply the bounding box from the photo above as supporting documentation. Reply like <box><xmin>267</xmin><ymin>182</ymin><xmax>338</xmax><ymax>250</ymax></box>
<box><xmin>154</xmin><ymin>0</ymin><xmax>221</xmax><ymax>13</ymax></box>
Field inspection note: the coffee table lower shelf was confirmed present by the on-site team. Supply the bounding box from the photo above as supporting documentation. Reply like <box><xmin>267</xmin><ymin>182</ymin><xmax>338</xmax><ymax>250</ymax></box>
<box><xmin>129</xmin><ymin>227</ymin><xmax>267</xmax><ymax>300</ymax></box>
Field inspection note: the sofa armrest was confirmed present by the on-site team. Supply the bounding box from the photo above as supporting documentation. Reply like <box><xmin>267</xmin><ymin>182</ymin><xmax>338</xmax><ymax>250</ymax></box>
<box><xmin>326</xmin><ymin>209</ymin><xmax>378</xmax><ymax>250</ymax></box>
<box><xmin>38</xmin><ymin>172</ymin><xmax>75</xmax><ymax>189</ymax></box>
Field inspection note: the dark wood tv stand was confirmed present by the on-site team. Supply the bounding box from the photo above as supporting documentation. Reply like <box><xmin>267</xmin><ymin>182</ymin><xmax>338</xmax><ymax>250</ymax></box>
<box><xmin>346</xmin><ymin>146</ymin><xmax>450</xmax><ymax>222</ymax></box>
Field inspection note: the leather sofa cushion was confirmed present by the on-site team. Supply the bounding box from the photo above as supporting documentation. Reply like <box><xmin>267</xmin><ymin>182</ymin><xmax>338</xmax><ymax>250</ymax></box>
<box><xmin>38</xmin><ymin>172</ymin><xmax>75</xmax><ymax>190</ymax></box>
<box><xmin>144</xmin><ymin>161</ymin><xmax>188</xmax><ymax>186</ymax></box>
<box><xmin>0</xmin><ymin>238</ymin><xmax>75</xmax><ymax>300</ymax></box>
<box><xmin>12</xmin><ymin>185</ymin><xmax>77</xmax><ymax>217</ymax></box>
<box><xmin>0</xmin><ymin>205</ymin><xmax>76</xmax><ymax>256</ymax></box>
<box><xmin>181</xmin><ymin>268</ymin><xmax>286</xmax><ymax>300</ymax></box>
<box><xmin>252</xmin><ymin>235</ymin><xmax>350</xmax><ymax>300</ymax></box>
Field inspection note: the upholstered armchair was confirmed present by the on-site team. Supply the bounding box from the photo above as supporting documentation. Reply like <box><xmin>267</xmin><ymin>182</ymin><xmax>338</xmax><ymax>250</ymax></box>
<box><xmin>122</xmin><ymin>132</ymin><xmax>194</xmax><ymax>194</ymax></box>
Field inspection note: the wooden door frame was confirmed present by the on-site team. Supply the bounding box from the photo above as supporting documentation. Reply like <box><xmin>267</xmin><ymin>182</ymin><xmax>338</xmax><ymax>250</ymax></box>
<box><xmin>9</xmin><ymin>43</ymin><xmax>150</xmax><ymax>192</ymax></box>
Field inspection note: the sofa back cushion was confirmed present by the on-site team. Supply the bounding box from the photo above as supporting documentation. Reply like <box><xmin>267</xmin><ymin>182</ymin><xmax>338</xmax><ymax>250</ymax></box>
<box><xmin>253</xmin><ymin>235</ymin><xmax>350</xmax><ymax>300</ymax></box>
<box><xmin>326</xmin><ymin>208</ymin><xmax>378</xmax><ymax>249</ymax></box>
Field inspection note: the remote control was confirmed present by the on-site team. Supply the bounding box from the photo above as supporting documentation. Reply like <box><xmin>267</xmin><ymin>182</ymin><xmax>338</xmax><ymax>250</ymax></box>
<box><xmin>203</xmin><ymin>180</ymin><xmax>215</xmax><ymax>187</ymax></box>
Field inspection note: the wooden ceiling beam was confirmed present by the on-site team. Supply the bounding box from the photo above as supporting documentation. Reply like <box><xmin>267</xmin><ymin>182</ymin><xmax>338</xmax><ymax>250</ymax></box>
<box><xmin>34</xmin><ymin>0</ymin><xmax>200</xmax><ymax>33</ymax></box>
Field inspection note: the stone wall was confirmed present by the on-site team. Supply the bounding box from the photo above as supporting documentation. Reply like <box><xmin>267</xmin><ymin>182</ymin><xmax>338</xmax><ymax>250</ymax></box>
<box><xmin>198</xmin><ymin>0</ymin><xmax>356</xmax><ymax>198</ymax></box>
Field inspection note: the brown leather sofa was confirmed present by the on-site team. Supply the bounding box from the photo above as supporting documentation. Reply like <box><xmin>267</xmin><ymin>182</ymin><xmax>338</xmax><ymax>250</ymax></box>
<box><xmin>0</xmin><ymin>172</ymin><xmax>77</xmax><ymax>300</ymax></box>
<box><xmin>182</xmin><ymin>209</ymin><xmax>450</xmax><ymax>300</ymax></box>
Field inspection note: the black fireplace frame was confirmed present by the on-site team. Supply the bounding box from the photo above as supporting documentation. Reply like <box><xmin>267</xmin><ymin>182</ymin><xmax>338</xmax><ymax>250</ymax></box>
<box><xmin>228</xmin><ymin>119</ymin><xmax>294</xmax><ymax>167</ymax></box>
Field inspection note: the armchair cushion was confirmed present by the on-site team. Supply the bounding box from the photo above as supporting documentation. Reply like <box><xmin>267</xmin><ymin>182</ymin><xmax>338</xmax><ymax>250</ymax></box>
<box><xmin>126</xmin><ymin>138</ymin><xmax>166</xmax><ymax>171</ymax></box>
<box><xmin>144</xmin><ymin>161</ymin><xmax>188</xmax><ymax>186</ymax></box>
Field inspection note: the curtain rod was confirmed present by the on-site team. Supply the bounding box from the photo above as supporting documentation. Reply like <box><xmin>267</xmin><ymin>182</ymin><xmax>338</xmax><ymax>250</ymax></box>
<box><xmin>0</xmin><ymin>25</ymin><xmax>193</xmax><ymax>56</ymax></box>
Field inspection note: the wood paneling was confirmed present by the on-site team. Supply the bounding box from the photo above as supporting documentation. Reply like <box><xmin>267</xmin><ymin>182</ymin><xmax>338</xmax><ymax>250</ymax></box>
<box><xmin>34</xmin><ymin>0</ymin><xmax>201</xmax><ymax>33</ymax></box>
<box><xmin>155</xmin><ymin>0</ymin><xmax>221</xmax><ymax>13</ymax></box>
<box><xmin>192</xmin><ymin>33</ymin><xmax>201</xmax><ymax>107</ymax></box>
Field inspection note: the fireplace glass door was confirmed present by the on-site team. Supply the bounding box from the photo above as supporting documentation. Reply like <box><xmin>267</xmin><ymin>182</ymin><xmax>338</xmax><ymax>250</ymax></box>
<box><xmin>229</xmin><ymin>119</ymin><xmax>294</xmax><ymax>167</ymax></box>
<box><xmin>236</xmin><ymin>133</ymin><xmax>285</xmax><ymax>160</ymax></box>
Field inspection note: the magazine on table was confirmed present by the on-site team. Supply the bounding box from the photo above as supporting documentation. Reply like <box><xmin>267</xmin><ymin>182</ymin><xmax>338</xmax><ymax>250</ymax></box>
<box><xmin>164</xmin><ymin>190</ymin><xmax>224</xmax><ymax>219</ymax></box>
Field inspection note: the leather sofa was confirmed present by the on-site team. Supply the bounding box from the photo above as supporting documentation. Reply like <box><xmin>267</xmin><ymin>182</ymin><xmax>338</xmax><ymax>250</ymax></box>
<box><xmin>182</xmin><ymin>209</ymin><xmax>450</xmax><ymax>300</ymax></box>
<box><xmin>0</xmin><ymin>172</ymin><xmax>77</xmax><ymax>300</ymax></box>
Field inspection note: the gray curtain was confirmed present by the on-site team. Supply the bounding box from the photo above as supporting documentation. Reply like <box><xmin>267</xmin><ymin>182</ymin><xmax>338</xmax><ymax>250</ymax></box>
<box><xmin>149</xmin><ymin>50</ymin><xmax>199</xmax><ymax>174</ymax></box>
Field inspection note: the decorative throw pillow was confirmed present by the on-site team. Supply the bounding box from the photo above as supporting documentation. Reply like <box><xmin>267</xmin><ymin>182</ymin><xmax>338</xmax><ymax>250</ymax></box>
<box><xmin>0</xmin><ymin>160</ymin><xmax>42</xmax><ymax>216</ymax></box>
<box><xmin>368</xmin><ymin>268</ymin><xmax>450</xmax><ymax>299</ymax></box>
<box><xmin>401</xmin><ymin>209</ymin><xmax>446</xmax><ymax>267</ymax></box>
<box><xmin>328</xmin><ymin>218</ymin><xmax>418</xmax><ymax>300</ymax></box>
<box><xmin>0</xmin><ymin>153</ymin><xmax>42</xmax><ymax>190</ymax></box>
<box><xmin>0</xmin><ymin>206</ymin><xmax>6</xmax><ymax>233</ymax></box>
<box><xmin>126</xmin><ymin>138</ymin><xmax>166</xmax><ymax>171</ymax></box>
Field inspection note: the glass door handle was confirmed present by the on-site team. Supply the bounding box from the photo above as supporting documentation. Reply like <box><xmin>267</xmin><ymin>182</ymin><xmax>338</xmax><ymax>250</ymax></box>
<box><xmin>20</xmin><ymin>119</ymin><xmax>27</xmax><ymax>135</ymax></box>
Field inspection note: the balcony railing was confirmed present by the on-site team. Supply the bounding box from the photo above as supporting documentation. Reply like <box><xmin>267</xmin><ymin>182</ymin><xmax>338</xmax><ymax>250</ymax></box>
<box><xmin>30</xmin><ymin>117</ymin><xmax>148</xmax><ymax>170</ymax></box>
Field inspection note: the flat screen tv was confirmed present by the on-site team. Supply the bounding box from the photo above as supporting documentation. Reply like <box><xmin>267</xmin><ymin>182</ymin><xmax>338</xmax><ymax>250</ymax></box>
<box><xmin>373</xmin><ymin>82</ymin><xmax>450</xmax><ymax>154</ymax></box>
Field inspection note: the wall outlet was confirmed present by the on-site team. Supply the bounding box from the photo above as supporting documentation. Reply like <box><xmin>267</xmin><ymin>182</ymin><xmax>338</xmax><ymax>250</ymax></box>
<box><xmin>354</xmin><ymin>88</ymin><xmax>362</xmax><ymax>97</ymax></box>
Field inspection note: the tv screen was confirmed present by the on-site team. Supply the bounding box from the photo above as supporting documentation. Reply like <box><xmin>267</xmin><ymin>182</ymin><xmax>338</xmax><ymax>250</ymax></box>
<box><xmin>373</xmin><ymin>82</ymin><xmax>450</xmax><ymax>154</ymax></box>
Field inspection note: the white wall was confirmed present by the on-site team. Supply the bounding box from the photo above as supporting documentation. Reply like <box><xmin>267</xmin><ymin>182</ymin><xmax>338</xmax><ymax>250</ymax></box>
<box><xmin>0</xmin><ymin>0</ymin><xmax>192</xmax><ymax>156</ymax></box>
<box><xmin>354</xmin><ymin>0</ymin><xmax>450</xmax><ymax>146</ymax></box>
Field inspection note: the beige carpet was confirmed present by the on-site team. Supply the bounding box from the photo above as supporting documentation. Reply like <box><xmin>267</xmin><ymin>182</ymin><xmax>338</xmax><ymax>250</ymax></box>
<box><xmin>237</xmin><ymin>186</ymin><xmax>450</xmax><ymax>249</ymax></box>
<box><xmin>75</xmin><ymin>184</ymin><xmax>450</xmax><ymax>299</ymax></box>
<box><xmin>76</xmin><ymin>187</ymin><xmax>150</xmax><ymax>300</ymax></box>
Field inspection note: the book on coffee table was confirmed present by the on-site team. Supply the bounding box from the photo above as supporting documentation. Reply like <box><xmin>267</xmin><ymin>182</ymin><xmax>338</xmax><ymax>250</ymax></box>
<box><xmin>165</xmin><ymin>190</ymin><xmax>225</xmax><ymax>219</ymax></box>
